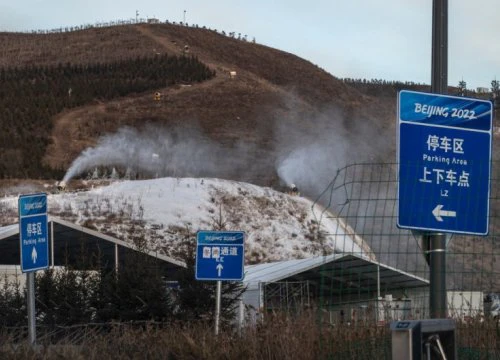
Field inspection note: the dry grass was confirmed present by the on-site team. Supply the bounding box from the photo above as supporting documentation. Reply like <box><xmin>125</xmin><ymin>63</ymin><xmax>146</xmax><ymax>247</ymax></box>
<box><xmin>0</xmin><ymin>313</ymin><xmax>497</xmax><ymax>359</ymax></box>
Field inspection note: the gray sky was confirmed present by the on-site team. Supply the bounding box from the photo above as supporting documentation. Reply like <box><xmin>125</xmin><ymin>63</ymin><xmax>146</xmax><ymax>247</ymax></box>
<box><xmin>1</xmin><ymin>0</ymin><xmax>498</xmax><ymax>89</ymax></box>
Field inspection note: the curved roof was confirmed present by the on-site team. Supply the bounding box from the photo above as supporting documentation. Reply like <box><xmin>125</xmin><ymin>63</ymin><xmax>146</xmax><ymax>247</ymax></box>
<box><xmin>244</xmin><ymin>253</ymin><xmax>428</xmax><ymax>293</ymax></box>
<box><xmin>0</xmin><ymin>216</ymin><xmax>186</xmax><ymax>274</ymax></box>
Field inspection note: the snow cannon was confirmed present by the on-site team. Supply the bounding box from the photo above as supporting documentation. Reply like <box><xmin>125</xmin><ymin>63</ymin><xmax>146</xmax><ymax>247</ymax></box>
<box><xmin>288</xmin><ymin>184</ymin><xmax>300</xmax><ymax>196</ymax></box>
<box><xmin>57</xmin><ymin>181</ymin><xmax>67</xmax><ymax>191</ymax></box>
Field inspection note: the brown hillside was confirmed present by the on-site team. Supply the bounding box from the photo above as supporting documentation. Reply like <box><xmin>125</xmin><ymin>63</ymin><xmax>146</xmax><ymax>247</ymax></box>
<box><xmin>1</xmin><ymin>23</ymin><xmax>395</xmax><ymax>187</ymax></box>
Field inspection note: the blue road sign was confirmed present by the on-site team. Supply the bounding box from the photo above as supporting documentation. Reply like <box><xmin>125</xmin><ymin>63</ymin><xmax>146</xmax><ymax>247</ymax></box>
<box><xmin>19</xmin><ymin>193</ymin><xmax>49</xmax><ymax>272</ymax></box>
<box><xmin>195</xmin><ymin>231</ymin><xmax>245</xmax><ymax>281</ymax></box>
<box><xmin>397</xmin><ymin>90</ymin><xmax>493</xmax><ymax>235</ymax></box>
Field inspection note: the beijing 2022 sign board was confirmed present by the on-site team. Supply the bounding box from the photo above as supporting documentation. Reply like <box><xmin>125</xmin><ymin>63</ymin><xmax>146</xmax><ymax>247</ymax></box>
<box><xmin>398</xmin><ymin>90</ymin><xmax>492</xmax><ymax>235</ymax></box>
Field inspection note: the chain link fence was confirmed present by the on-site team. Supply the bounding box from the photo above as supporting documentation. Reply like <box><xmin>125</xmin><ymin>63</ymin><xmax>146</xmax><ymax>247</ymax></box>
<box><xmin>308</xmin><ymin>161</ymin><xmax>500</xmax><ymax>358</ymax></box>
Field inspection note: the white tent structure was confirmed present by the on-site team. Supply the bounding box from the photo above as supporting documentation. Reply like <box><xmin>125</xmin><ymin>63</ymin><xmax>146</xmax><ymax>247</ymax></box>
<box><xmin>241</xmin><ymin>253</ymin><xmax>429</xmax><ymax>324</ymax></box>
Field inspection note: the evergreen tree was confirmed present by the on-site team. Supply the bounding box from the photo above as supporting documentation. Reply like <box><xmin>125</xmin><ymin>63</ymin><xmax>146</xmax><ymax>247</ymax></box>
<box><xmin>491</xmin><ymin>79</ymin><xmax>499</xmax><ymax>108</ymax></box>
<box><xmin>92</xmin><ymin>247</ymin><xmax>174</xmax><ymax>323</ymax></box>
<box><xmin>458</xmin><ymin>79</ymin><xmax>467</xmax><ymax>96</ymax></box>
<box><xmin>0</xmin><ymin>275</ymin><xmax>26</xmax><ymax>327</ymax></box>
<box><xmin>491</xmin><ymin>79</ymin><xmax>499</xmax><ymax>95</ymax></box>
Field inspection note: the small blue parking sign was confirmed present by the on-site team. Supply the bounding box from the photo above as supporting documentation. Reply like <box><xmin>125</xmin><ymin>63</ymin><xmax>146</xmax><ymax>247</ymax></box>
<box><xmin>19</xmin><ymin>193</ymin><xmax>49</xmax><ymax>272</ymax></box>
<box><xmin>195</xmin><ymin>231</ymin><xmax>245</xmax><ymax>281</ymax></box>
<box><xmin>398</xmin><ymin>90</ymin><xmax>493</xmax><ymax>235</ymax></box>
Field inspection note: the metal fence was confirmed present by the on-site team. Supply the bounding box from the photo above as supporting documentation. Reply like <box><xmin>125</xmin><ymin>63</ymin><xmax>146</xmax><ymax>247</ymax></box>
<box><xmin>305</xmin><ymin>161</ymin><xmax>500</xmax><ymax>357</ymax></box>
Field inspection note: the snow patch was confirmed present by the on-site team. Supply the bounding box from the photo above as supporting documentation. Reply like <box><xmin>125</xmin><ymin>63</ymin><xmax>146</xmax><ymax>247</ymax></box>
<box><xmin>0</xmin><ymin>177</ymin><xmax>371</xmax><ymax>263</ymax></box>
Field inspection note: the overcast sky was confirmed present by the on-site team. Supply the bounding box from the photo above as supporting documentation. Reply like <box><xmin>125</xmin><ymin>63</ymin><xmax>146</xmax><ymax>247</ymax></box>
<box><xmin>1</xmin><ymin>0</ymin><xmax>498</xmax><ymax>89</ymax></box>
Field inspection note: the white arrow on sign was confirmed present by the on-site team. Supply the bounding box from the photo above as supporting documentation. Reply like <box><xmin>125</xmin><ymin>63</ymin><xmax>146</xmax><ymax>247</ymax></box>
<box><xmin>31</xmin><ymin>246</ymin><xmax>38</xmax><ymax>264</ymax></box>
<box><xmin>216</xmin><ymin>263</ymin><xmax>223</xmax><ymax>277</ymax></box>
<box><xmin>432</xmin><ymin>204</ymin><xmax>457</xmax><ymax>222</ymax></box>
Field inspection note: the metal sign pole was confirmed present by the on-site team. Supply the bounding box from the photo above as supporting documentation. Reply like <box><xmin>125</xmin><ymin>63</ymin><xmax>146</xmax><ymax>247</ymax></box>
<box><xmin>215</xmin><ymin>280</ymin><xmax>222</xmax><ymax>335</ymax></box>
<box><xmin>27</xmin><ymin>272</ymin><xmax>36</xmax><ymax>345</ymax></box>
<box><xmin>429</xmin><ymin>0</ymin><xmax>448</xmax><ymax>319</ymax></box>
<box><xmin>425</xmin><ymin>234</ymin><xmax>447</xmax><ymax>318</ymax></box>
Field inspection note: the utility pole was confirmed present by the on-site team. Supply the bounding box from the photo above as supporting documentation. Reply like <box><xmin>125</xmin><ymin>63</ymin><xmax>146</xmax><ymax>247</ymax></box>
<box><xmin>431</xmin><ymin>0</ymin><xmax>448</xmax><ymax>94</ymax></box>
<box><xmin>428</xmin><ymin>0</ymin><xmax>448</xmax><ymax>319</ymax></box>
<box><xmin>136</xmin><ymin>10</ymin><xmax>139</xmax><ymax>24</ymax></box>
<box><xmin>183</xmin><ymin>10</ymin><xmax>186</xmax><ymax>24</ymax></box>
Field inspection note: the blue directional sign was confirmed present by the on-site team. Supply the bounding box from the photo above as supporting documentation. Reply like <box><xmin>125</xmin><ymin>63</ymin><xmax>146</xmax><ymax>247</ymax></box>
<box><xmin>19</xmin><ymin>193</ymin><xmax>49</xmax><ymax>272</ymax></box>
<box><xmin>398</xmin><ymin>90</ymin><xmax>493</xmax><ymax>235</ymax></box>
<box><xmin>195</xmin><ymin>231</ymin><xmax>245</xmax><ymax>281</ymax></box>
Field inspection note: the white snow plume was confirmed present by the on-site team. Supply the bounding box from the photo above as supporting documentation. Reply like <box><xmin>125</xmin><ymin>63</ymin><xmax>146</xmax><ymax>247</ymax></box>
<box><xmin>277</xmin><ymin>141</ymin><xmax>346</xmax><ymax>195</ymax></box>
<box><xmin>62</xmin><ymin>124</ymin><xmax>262</xmax><ymax>184</ymax></box>
<box><xmin>274</xmin><ymin>104</ymin><xmax>392</xmax><ymax>197</ymax></box>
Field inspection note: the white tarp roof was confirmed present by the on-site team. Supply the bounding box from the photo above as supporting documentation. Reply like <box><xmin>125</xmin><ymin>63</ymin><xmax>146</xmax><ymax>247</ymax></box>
<box><xmin>244</xmin><ymin>253</ymin><xmax>428</xmax><ymax>291</ymax></box>
<box><xmin>0</xmin><ymin>216</ymin><xmax>186</xmax><ymax>271</ymax></box>
<box><xmin>0</xmin><ymin>223</ymin><xmax>18</xmax><ymax>239</ymax></box>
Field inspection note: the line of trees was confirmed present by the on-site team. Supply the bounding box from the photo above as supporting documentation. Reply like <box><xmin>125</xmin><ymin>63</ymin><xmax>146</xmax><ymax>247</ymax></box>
<box><xmin>0</xmin><ymin>54</ymin><xmax>215</xmax><ymax>179</ymax></box>
<box><xmin>8</xmin><ymin>17</ymin><xmax>257</xmax><ymax>45</ymax></box>
<box><xmin>344</xmin><ymin>77</ymin><xmax>500</xmax><ymax>106</ymax></box>
<box><xmin>342</xmin><ymin>78</ymin><xmax>428</xmax><ymax>96</ymax></box>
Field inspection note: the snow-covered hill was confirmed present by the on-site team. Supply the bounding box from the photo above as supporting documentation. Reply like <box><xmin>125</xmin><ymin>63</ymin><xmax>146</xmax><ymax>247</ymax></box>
<box><xmin>0</xmin><ymin>177</ymin><xmax>373</xmax><ymax>264</ymax></box>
